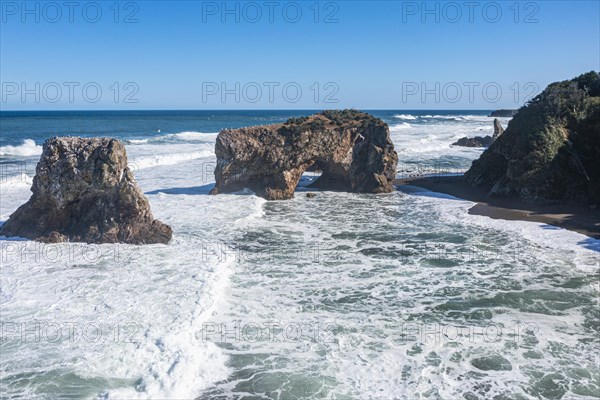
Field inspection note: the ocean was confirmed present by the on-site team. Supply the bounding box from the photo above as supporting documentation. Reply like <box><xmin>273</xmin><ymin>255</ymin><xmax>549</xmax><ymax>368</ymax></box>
<box><xmin>0</xmin><ymin>111</ymin><xmax>598</xmax><ymax>399</ymax></box>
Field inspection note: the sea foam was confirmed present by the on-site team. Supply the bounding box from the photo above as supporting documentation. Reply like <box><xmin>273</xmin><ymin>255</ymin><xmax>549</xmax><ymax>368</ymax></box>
<box><xmin>0</xmin><ymin>139</ymin><xmax>42</xmax><ymax>157</ymax></box>
<box><xmin>130</xmin><ymin>150</ymin><xmax>214</xmax><ymax>170</ymax></box>
<box><xmin>393</xmin><ymin>114</ymin><xmax>417</xmax><ymax>120</ymax></box>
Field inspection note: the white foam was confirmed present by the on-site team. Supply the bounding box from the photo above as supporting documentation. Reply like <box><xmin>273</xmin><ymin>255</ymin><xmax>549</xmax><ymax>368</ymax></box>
<box><xmin>127</xmin><ymin>131</ymin><xmax>219</xmax><ymax>145</ymax></box>
<box><xmin>393</xmin><ymin>114</ymin><xmax>417</xmax><ymax>120</ymax></box>
<box><xmin>410</xmin><ymin>190</ymin><xmax>599</xmax><ymax>270</ymax></box>
<box><xmin>389</xmin><ymin>122</ymin><xmax>412</xmax><ymax>131</ymax></box>
<box><xmin>419</xmin><ymin>115</ymin><xmax>472</xmax><ymax>121</ymax></box>
<box><xmin>0</xmin><ymin>162</ymin><xmax>267</xmax><ymax>399</ymax></box>
<box><xmin>0</xmin><ymin>173</ymin><xmax>33</xmax><ymax>188</ymax></box>
<box><xmin>0</xmin><ymin>139</ymin><xmax>42</xmax><ymax>157</ymax></box>
<box><xmin>198</xmin><ymin>188</ymin><xmax>598</xmax><ymax>399</ymax></box>
<box><xmin>390</xmin><ymin>117</ymin><xmax>492</xmax><ymax>162</ymax></box>
<box><xmin>166</xmin><ymin>131</ymin><xmax>219</xmax><ymax>141</ymax></box>
<box><xmin>3</xmin><ymin>113</ymin><xmax>595</xmax><ymax>400</ymax></box>
<box><xmin>130</xmin><ymin>150</ymin><xmax>213</xmax><ymax>170</ymax></box>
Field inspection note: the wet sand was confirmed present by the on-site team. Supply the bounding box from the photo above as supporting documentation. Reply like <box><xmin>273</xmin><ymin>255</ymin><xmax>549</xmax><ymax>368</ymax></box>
<box><xmin>395</xmin><ymin>176</ymin><xmax>600</xmax><ymax>239</ymax></box>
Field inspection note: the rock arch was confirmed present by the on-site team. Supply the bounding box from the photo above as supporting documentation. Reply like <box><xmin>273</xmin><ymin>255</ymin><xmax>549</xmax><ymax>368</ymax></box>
<box><xmin>210</xmin><ymin>110</ymin><xmax>398</xmax><ymax>200</ymax></box>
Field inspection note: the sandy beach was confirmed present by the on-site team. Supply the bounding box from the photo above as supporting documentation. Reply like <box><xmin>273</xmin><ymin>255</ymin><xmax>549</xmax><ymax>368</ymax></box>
<box><xmin>395</xmin><ymin>176</ymin><xmax>600</xmax><ymax>239</ymax></box>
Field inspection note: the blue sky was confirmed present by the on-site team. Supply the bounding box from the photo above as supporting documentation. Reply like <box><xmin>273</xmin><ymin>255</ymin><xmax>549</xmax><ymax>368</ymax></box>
<box><xmin>1</xmin><ymin>0</ymin><xmax>599</xmax><ymax>110</ymax></box>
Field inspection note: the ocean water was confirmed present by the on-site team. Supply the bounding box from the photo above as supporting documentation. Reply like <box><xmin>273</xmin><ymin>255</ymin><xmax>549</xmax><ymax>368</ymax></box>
<box><xmin>0</xmin><ymin>111</ymin><xmax>598</xmax><ymax>399</ymax></box>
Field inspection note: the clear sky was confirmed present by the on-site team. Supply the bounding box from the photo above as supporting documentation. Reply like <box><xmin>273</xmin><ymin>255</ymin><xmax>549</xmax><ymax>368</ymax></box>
<box><xmin>1</xmin><ymin>0</ymin><xmax>599</xmax><ymax>110</ymax></box>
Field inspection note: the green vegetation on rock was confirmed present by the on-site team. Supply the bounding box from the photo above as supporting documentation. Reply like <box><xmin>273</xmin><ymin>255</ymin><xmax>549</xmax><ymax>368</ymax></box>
<box><xmin>279</xmin><ymin>110</ymin><xmax>384</xmax><ymax>136</ymax></box>
<box><xmin>465</xmin><ymin>71</ymin><xmax>600</xmax><ymax>206</ymax></box>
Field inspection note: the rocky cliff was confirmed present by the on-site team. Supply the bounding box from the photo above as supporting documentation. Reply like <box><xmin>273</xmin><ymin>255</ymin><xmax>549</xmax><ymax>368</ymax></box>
<box><xmin>465</xmin><ymin>72</ymin><xmax>600</xmax><ymax>206</ymax></box>
<box><xmin>210</xmin><ymin>110</ymin><xmax>398</xmax><ymax>200</ymax></box>
<box><xmin>0</xmin><ymin>137</ymin><xmax>172</xmax><ymax>244</ymax></box>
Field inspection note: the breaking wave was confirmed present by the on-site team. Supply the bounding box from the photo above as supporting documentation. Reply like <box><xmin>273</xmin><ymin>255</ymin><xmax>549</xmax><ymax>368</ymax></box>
<box><xmin>0</xmin><ymin>139</ymin><xmax>42</xmax><ymax>157</ymax></box>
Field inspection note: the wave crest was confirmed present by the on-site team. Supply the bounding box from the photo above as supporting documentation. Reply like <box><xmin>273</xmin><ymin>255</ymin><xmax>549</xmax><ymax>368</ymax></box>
<box><xmin>126</xmin><ymin>131</ymin><xmax>219</xmax><ymax>145</ymax></box>
<box><xmin>393</xmin><ymin>114</ymin><xmax>417</xmax><ymax>120</ymax></box>
<box><xmin>130</xmin><ymin>150</ymin><xmax>213</xmax><ymax>170</ymax></box>
<box><xmin>0</xmin><ymin>139</ymin><xmax>42</xmax><ymax>157</ymax></box>
<box><xmin>389</xmin><ymin>122</ymin><xmax>412</xmax><ymax>131</ymax></box>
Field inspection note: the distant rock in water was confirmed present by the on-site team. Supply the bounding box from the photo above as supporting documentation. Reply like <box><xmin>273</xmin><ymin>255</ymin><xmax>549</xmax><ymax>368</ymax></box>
<box><xmin>0</xmin><ymin>137</ymin><xmax>172</xmax><ymax>244</ymax></box>
<box><xmin>452</xmin><ymin>118</ymin><xmax>505</xmax><ymax>148</ymax></box>
<box><xmin>452</xmin><ymin>135</ymin><xmax>494</xmax><ymax>147</ymax></box>
<box><xmin>488</xmin><ymin>109</ymin><xmax>518</xmax><ymax>117</ymax></box>
<box><xmin>466</xmin><ymin>71</ymin><xmax>600</xmax><ymax>205</ymax></box>
<box><xmin>210</xmin><ymin>110</ymin><xmax>398</xmax><ymax>200</ymax></box>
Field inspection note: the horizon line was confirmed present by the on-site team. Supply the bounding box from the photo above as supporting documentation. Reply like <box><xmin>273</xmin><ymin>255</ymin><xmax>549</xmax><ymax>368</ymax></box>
<box><xmin>0</xmin><ymin>108</ymin><xmax>513</xmax><ymax>112</ymax></box>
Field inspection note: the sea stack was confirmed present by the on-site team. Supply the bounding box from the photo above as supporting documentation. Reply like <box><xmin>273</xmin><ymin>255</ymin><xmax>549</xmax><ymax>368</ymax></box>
<box><xmin>492</xmin><ymin>118</ymin><xmax>504</xmax><ymax>140</ymax></box>
<box><xmin>0</xmin><ymin>137</ymin><xmax>172</xmax><ymax>244</ymax></box>
<box><xmin>466</xmin><ymin>71</ymin><xmax>600</xmax><ymax>205</ymax></box>
<box><xmin>210</xmin><ymin>110</ymin><xmax>398</xmax><ymax>200</ymax></box>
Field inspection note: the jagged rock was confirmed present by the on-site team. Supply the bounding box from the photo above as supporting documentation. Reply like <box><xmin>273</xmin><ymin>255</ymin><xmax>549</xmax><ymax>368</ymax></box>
<box><xmin>452</xmin><ymin>136</ymin><xmax>494</xmax><ymax>147</ymax></box>
<box><xmin>0</xmin><ymin>137</ymin><xmax>172</xmax><ymax>244</ymax></box>
<box><xmin>210</xmin><ymin>110</ymin><xmax>398</xmax><ymax>200</ymax></box>
<box><xmin>492</xmin><ymin>118</ymin><xmax>504</xmax><ymax>140</ymax></box>
<box><xmin>466</xmin><ymin>71</ymin><xmax>600</xmax><ymax>205</ymax></box>
<box><xmin>305</xmin><ymin>192</ymin><xmax>317</xmax><ymax>198</ymax></box>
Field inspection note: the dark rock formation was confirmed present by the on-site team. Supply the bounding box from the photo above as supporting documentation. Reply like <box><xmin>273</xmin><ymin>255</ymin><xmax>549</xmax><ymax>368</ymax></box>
<box><xmin>466</xmin><ymin>71</ymin><xmax>600</xmax><ymax>206</ymax></box>
<box><xmin>488</xmin><ymin>109</ymin><xmax>518</xmax><ymax>117</ymax></box>
<box><xmin>452</xmin><ymin>136</ymin><xmax>494</xmax><ymax>147</ymax></box>
<box><xmin>452</xmin><ymin>119</ymin><xmax>505</xmax><ymax>148</ymax></box>
<box><xmin>0</xmin><ymin>137</ymin><xmax>172</xmax><ymax>244</ymax></box>
<box><xmin>210</xmin><ymin>110</ymin><xmax>398</xmax><ymax>200</ymax></box>
<box><xmin>492</xmin><ymin>118</ymin><xmax>504</xmax><ymax>140</ymax></box>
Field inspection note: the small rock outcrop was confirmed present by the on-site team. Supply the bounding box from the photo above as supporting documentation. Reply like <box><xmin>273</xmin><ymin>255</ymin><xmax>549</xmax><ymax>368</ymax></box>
<box><xmin>0</xmin><ymin>137</ymin><xmax>172</xmax><ymax>244</ymax></box>
<box><xmin>488</xmin><ymin>109</ymin><xmax>518</xmax><ymax>117</ymax></box>
<box><xmin>452</xmin><ymin>119</ymin><xmax>505</xmax><ymax>148</ymax></box>
<box><xmin>466</xmin><ymin>71</ymin><xmax>600</xmax><ymax>205</ymax></box>
<box><xmin>452</xmin><ymin>135</ymin><xmax>494</xmax><ymax>147</ymax></box>
<box><xmin>492</xmin><ymin>118</ymin><xmax>504</xmax><ymax>140</ymax></box>
<box><xmin>210</xmin><ymin>110</ymin><xmax>398</xmax><ymax>200</ymax></box>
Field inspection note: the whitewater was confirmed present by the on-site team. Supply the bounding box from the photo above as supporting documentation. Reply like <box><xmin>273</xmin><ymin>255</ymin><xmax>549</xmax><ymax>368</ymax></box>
<box><xmin>0</xmin><ymin>111</ymin><xmax>598</xmax><ymax>399</ymax></box>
